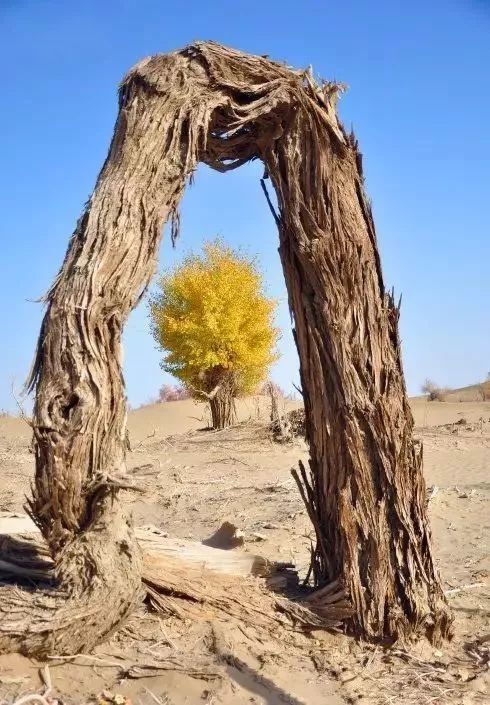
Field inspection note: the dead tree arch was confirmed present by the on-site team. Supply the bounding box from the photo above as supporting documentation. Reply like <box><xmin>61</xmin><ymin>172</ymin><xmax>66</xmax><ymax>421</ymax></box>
<box><xmin>0</xmin><ymin>42</ymin><xmax>452</xmax><ymax>655</ymax></box>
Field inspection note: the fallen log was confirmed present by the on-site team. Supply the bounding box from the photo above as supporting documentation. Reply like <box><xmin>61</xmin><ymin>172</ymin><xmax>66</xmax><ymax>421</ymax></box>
<box><xmin>0</xmin><ymin>516</ymin><xmax>285</xmax><ymax>582</ymax></box>
<box><xmin>0</xmin><ymin>515</ymin><xmax>347</xmax><ymax>635</ymax></box>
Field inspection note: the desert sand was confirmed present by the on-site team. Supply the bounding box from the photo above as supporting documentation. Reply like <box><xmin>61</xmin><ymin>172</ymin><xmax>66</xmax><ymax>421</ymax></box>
<box><xmin>0</xmin><ymin>395</ymin><xmax>488</xmax><ymax>704</ymax></box>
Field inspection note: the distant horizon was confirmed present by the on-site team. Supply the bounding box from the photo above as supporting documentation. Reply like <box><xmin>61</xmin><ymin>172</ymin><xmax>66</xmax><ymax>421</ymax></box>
<box><xmin>1</xmin><ymin>1</ymin><xmax>489</xmax><ymax>413</ymax></box>
<box><xmin>3</xmin><ymin>374</ymin><xmax>489</xmax><ymax>419</ymax></box>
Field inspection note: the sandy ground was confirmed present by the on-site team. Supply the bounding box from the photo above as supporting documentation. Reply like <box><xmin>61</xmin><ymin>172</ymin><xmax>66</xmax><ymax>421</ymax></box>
<box><xmin>0</xmin><ymin>396</ymin><xmax>488</xmax><ymax>705</ymax></box>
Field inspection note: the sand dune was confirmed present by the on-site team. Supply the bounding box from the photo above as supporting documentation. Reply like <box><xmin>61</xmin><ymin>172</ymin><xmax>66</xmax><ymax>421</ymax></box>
<box><xmin>2</xmin><ymin>393</ymin><xmax>489</xmax><ymax>442</ymax></box>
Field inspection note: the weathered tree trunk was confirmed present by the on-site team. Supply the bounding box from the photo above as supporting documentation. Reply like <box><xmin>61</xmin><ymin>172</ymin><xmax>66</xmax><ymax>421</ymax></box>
<box><xmin>209</xmin><ymin>391</ymin><xmax>236</xmax><ymax>430</ymax></box>
<box><xmin>267</xmin><ymin>381</ymin><xmax>291</xmax><ymax>442</ymax></box>
<box><xmin>201</xmin><ymin>366</ymin><xmax>237</xmax><ymax>430</ymax></box>
<box><xmin>0</xmin><ymin>42</ymin><xmax>452</xmax><ymax>654</ymax></box>
<box><xmin>1</xmin><ymin>54</ymin><xmax>193</xmax><ymax>654</ymax></box>
<box><xmin>275</xmin><ymin>175</ymin><xmax>451</xmax><ymax>642</ymax></box>
<box><xmin>261</xmin><ymin>92</ymin><xmax>452</xmax><ymax>642</ymax></box>
<box><xmin>0</xmin><ymin>503</ymin><xmax>141</xmax><ymax>655</ymax></box>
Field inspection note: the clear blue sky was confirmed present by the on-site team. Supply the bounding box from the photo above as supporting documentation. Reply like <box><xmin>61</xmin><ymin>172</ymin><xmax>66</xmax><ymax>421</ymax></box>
<box><xmin>0</xmin><ymin>0</ymin><xmax>488</xmax><ymax>412</ymax></box>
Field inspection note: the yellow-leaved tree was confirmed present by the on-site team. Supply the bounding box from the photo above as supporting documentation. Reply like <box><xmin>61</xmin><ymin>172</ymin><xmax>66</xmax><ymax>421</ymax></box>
<box><xmin>150</xmin><ymin>241</ymin><xmax>279</xmax><ymax>429</ymax></box>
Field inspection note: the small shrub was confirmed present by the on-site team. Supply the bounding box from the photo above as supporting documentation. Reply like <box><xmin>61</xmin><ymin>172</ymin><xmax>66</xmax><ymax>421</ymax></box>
<box><xmin>479</xmin><ymin>380</ymin><xmax>490</xmax><ymax>401</ymax></box>
<box><xmin>287</xmin><ymin>408</ymin><xmax>306</xmax><ymax>437</ymax></box>
<box><xmin>158</xmin><ymin>384</ymin><xmax>190</xmax><ymax>402</ymax></box>
<box><xmin>421</xmin><ymin>379</ymin><xmax>447</xmax><ymax>402</ymax></box>
<box><xmin>258</xmin><ymin>380</ymin><xmax>285</xmax><ymax>398</ymax></box>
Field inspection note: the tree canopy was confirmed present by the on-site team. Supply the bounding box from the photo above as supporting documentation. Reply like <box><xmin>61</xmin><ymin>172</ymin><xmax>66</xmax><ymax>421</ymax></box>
<box><xmin>150</xmin><ymin>241</ymin><xmax>279</xmax><ymax>401</ymax></box>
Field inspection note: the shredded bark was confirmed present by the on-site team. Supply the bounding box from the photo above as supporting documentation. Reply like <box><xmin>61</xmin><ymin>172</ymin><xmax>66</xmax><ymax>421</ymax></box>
<box><xmin>0</xmin><ymin>41</ymin><xmax>452</xmax><ymax>655</ymax></box>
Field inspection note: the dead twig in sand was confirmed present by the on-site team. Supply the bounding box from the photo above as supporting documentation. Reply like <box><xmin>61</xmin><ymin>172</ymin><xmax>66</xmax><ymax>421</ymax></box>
<box><xmin>47</xmin><ymin>654</ymin><xmax>125</xmax><ymax>668</ymax></box>
<box><xmin>203</xmin><ymin>455</ymin><xmax>252</xmax><ymax>467</ymax></box>
<box><xmin>444</xmin><ymin>582</ymin><xmax>486</xmax><ymax>596</ymax></box>
<box><xmin>47</xmin><ymin>651</ymin><xmax>220</xmax><ymax>681</ymax></box>
<box><xmin>143</xmin><ymin>687</ymin><xmax>173</xmax><ymax>705</ymax></box>
<box><xmin>158</xmin><ymin>620</ymin><xmax>178</xmax><ymax>650</ymax></box>
<box><xmin>202</xmin><ymin>422</ymin><xmax>250</xmax><ymax>436</ymax></box>
<box><xmin>40</xmin><ymin>665</ymin><xmax>52</xmax><ymax>698</ymax></box>
<box><xmin>8</xmin><ymin>665</ymin><xmax>52</xmax><ymax>705</ymax></box>
<box><xmin>129</xmin><ymin>463</ymin><xmax>156</xmax><ymax>475</ymax></box>
<box><xmin>134</xmin><ymin>430</ymin><xmax>157</xmax><ymax>449</ymax></box>
<box><xmin>125</xmin><ymin>658</ymin><xmax>222</xmax><ymax>681</ymax></box>
<box><xmin>229</xmin><ymin>455</ymin><xmax>252</xmax><ymax>466</ymax></box>
<box><xmin>11</xmin><ymin>695</ymin><xmax>50</xmax><ymax>705</ymax></box>
<box><xmin>10</xmin><ymin>382</ymin><xmax>32</xmax><ymax>429</ymax></box>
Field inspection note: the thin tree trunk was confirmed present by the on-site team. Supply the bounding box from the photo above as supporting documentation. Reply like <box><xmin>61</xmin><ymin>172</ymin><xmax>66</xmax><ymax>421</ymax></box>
<box><xmin>209</xmin><ymin>390</ymin><xmax>236</xmax><ymax>430</ymax></box>
<box><xmin>267</xmin><ymin>381</ymin><xmax>290</xmax><ymax>442</ymax></box>
<box><xmin>202</xmin><ymin>367</ymin><xmax>237</xmax><ymax>430</ymax></box>
<box><xmin>0</xmin><ymin>42</ymin><xmax>451</xmax><ymax>654</ymax></box>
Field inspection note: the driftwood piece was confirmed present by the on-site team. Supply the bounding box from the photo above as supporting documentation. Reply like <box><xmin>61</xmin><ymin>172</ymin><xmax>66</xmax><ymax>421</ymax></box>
<box><xmin>0</xmin><ymin>530</ymin><xmax>340</xmax><ymax>636</ymax></box>
<box><xmin>0</xmin><ymin>518</ymin><xmax>279</xmax><ymax>582</ymax></box>
<box><xmin>0</xmin><ymin>41</ymin><xmax>451</xmax><ymax>654</ymax></box>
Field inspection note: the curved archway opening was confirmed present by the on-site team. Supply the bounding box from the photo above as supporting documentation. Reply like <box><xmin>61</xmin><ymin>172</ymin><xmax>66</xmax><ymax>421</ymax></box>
<box><xmin>123</xmin><ymin>158</ymin><xmax>300</xmax><ymax>413</ymax></box>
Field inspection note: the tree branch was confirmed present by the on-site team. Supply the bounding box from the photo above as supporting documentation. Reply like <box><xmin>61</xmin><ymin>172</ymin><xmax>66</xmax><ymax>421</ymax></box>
<box><xmin>260</xmin><ymin>178</ymin><xmax>281</xmax><ymax>227</ymax></box>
